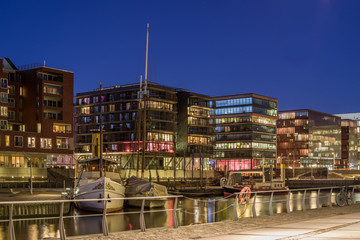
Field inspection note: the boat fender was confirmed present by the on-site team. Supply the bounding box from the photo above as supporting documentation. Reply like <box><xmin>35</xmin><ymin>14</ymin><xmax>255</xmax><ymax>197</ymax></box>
<box><xmin>108</xmin><ymin>194</ymin><xmax>111</xmax><ymax>202</ymax></box>
<box><xmin>98</xmin><ymin>194</ymin><xmax>102</xmax><ymax>203</ymax></box>
<box><xmin>238</xmin><ymin>186</ymin><xmax>251</xmax><ymax>204</ymax></box>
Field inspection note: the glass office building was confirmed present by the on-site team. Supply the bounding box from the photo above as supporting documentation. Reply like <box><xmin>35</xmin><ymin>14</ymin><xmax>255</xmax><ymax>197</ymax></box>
<box><xmin>277</xmin><ymin>109</ymin><xmax>341</xmax><ymax>170</ymax></box>
<box><xmin>213</xmin><ymin>94</ymin><xmax>278</xmax><ymax>171</ymax></box>
<box><xmin>335</xmin><ymin>113</ymin><xmax>360</xmax><ymax>168</ymax></box>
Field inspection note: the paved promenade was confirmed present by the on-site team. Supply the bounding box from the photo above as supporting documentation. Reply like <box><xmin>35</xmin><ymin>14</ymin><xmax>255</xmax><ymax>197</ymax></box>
<box><xmin>77</xmin><ymin>203</ymin><xmax>360</xmax><ymax>240</ymax></box>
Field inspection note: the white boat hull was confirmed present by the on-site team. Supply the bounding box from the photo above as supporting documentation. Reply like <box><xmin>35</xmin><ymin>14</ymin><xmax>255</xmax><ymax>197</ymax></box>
<box><xmin>75</xmin><ymin>177</ymin><xmax>125</xmax><ymax>213</ymax></box>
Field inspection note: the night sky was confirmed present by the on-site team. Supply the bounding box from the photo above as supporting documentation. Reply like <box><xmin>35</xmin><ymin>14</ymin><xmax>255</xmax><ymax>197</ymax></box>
<box><xmin>1</xmin><ymin>0</ymin><xmax>359</xmax><ymax>114</ymax></box>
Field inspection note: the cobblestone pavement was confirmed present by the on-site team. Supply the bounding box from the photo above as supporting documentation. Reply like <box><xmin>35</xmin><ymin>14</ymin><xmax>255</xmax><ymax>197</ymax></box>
<box><xmin>70</xmin><ymin>204</ymin><xmax>360</xmax><ymax>240</ymax></box>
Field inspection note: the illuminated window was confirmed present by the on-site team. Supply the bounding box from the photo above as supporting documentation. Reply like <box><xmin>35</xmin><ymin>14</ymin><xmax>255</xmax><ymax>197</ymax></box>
<box><xmin>40</xmin><ymin>138</ymin><xmax>52</xmax><ymax>149</ymax></box>
<box><xmin>8</xmin><ymin>85</ymin><xmax>15</xmax><ymax>95</ymax></box>
<box><xmin>109</xmin><ymin>104</ymin><xmax>115</xmax><ymax>112</ymax></box>
<box><xmin>81</xmin><ymin>107</ymin><xmax>90</xmax><ymax>114</ymax></box>
<box><xmin>0</xmin><ymin>106</ymin><xmax>7</xmax><ymax>116</ymax></box>
<box><xmin>53</xmin><ymin>123</ymin><xmax>71</xmax><ymax>133</ymax></box>
<box><xmin>5</xmin><ymin>135</ymin><xmax>10</xmax><ymax>147</ymax></box>
<box><xmin>28</xmin><ymin>137</ymin><xmax>36</xmax><ymax>148</ymax></box>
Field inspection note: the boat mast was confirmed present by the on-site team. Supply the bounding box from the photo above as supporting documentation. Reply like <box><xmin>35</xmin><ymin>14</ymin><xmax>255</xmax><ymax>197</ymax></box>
<box><xmin>99</xmin><ymin>82</ymin><xmax>103</xmax><ymax>178</ymax></box>
<box><xmin>141</xmin><ymin>24</ymin><xmax>149</xmax><ymax>179</ymax></box>
<box><xmin>136</xmin><ymin>74</ymin><xmax>143</xmax><ymax>177</ymax></box>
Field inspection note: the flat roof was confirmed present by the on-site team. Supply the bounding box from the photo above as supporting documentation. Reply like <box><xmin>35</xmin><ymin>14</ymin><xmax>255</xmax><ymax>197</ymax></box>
<box><xmin>212</xmin><ymin>93</ymin><xmax>278</xmax><ymax>102</ymax></box>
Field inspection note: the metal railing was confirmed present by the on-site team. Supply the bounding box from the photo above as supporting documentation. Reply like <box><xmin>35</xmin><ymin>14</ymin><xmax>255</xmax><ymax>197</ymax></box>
<box><xmin>231</xmin><ymin>185</ymin><xmax>359</xmax><ymax>220</ymax></box>
<box><xmin>0</xmin><ymin>195</ymin><xmax>182</xmax><ymax>240</ymax></box>
<box><xmin>2</xmin><ymin>185</ymin><xmax>359</xmax><ymax>240</ymax></box>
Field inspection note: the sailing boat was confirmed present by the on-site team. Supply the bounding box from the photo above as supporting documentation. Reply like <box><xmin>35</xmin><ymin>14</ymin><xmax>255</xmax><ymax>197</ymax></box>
<box><xmin>125</xmin><ymin>24</ymin><xmax>169</xmax><ymax>208</ymax></box>
<box><xmin>74</xmin><ymin>83</ymin><xmax>126</xmax><ymax>213</ymax></box>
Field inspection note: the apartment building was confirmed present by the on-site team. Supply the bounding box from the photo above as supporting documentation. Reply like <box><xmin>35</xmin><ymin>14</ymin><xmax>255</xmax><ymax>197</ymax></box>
<box><xmin>0</xmin><ymin>58</ymin><xmax>74</xmax><ymax>180</ymax></box>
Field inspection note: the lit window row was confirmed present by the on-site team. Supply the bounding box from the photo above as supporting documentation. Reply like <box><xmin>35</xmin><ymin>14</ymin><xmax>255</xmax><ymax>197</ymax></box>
<box><xmin>43</xmin><ymin>84</ymin><xmax>62</xmax><ymax>95</ymax></box>
<box><xmin>147</xmin><ymin>132</ymin><xmax>173</xmax><ymax>142</ymax></box>
<box><xmin>277</xmin><ymin>127</ymin><xmax>295</xmax><ymax>134</ymax></box>
<box><xmin>215</xmin><ymin>142</ymin><xmax>276</xmax><ymax>150</ymax></box>
<box><xmin>188</xmin><ymin>107</ymin><xmax>211</xmax><ymax>117</ymax></box>
<box><xmin>215</xmin><ymin>106</ymin><xmax>252</xmax><ymax>115</ymax></box>
<box><xmin>53</xmin><ymin>124</ymin><xmax>72</xmax><ymax>133</ymax></box>
<box><xmin>215</xmin><ymin>150</ymin><xmax>276</xmax><ymax>158</ymax></box>
<box><xmin>188</xmin><ymin>136</ymin><xmax>210</xmax><ymax>145</ymax></box>
<box><xmin>188</xmin><ymin>117</ymin><xmax>211</xmax><ymax>126</ymax></box>
<box><xmin>0</xmin><ymin>136</ymin><xmax>70</xmax><ymax>149</ymax></box>
<box><xmin>216</xmin><ymin>116</ymin><xmax>276</xmax><ymax>125</ymax></box>
<box><xmin>0</xmin><ymin>155</ymin><xmax>46</xmax><ymax>168</ymax></box>
<box><xmin>147</xmin><ymin>101</ymin><xmax>173</xmax><ymax>111</ymax></box>
<box><xmin>216</xmin><ymin>97</ymin><xmax>252</xmax><ymax>107</ymax></box>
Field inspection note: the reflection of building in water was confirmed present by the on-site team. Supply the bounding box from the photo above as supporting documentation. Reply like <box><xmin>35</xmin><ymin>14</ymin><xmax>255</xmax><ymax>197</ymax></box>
<box><xmin>277</xmin><ymin>109</ymin><xmax>341</xmax><ymax>170</ymax></box>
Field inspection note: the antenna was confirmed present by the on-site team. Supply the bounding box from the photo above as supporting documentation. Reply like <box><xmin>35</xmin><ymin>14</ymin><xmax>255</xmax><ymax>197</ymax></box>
<box><xmin>43</xmin><ymin>60</ymin><xmax>46</xmax><ymax>67</ymax></box>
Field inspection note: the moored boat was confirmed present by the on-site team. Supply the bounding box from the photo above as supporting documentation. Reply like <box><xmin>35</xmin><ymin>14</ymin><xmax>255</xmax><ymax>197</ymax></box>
<box><xmin>74</xmin><ymin>157</ymin><xmax>126</xmax><ymax>213</ymax></box>
<box><xmin>222</xmin><ymin>167</ymin><xmax>288</xmax><ymax>197</ymax></box>
<box><xmin>75</xmin><ymin>176</ymin><xmax>125</xmax><ymax>212</ymax></box>
<box><xmin>125</xmin><ymin>176</ymin><xmax>168</xmax><ymax>208</ymax></box>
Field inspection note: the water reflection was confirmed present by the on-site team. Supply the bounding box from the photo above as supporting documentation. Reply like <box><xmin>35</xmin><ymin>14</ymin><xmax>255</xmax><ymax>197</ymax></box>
<box><xmin>0</xmin><ymin>191</ymin><xmax>359</xmax><ymax>240</ymax></box>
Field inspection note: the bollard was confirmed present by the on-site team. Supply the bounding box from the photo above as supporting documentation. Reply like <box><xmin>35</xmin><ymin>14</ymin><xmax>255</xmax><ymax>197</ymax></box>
<box><xmin>252</xmin><ymin>193</ymin><xmax>257</xmax><ymax>218</ymax></box>
<box><xmin>233</xmin><ymin>194</ymin><xmax>238</xmax><ymax>221</ymax></box>
<box><xmin>269</xmin><ymin>192</ymin><xmax>274</xmax><ymax>216</ymax></box>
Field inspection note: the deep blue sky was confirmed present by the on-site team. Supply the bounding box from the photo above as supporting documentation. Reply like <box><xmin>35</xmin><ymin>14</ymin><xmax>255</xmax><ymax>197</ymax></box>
<box><xmin>1</xmin><ymin>0</ymin><xmax>359</xmax><ymax>114</ymax></box>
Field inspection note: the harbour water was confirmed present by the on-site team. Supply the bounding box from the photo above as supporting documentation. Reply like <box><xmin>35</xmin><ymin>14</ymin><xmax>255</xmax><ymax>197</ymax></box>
<box><xmin>0</xmin><ymin>191</ymin><xmax>359</xmax><ymax>240</ymax></box>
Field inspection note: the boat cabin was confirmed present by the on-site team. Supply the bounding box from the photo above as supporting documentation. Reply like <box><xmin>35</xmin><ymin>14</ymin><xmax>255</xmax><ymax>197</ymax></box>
<box><xmin>77</xmin><ymin>157</ymin><xmax>122</xmax><ymax>180</ymax></box>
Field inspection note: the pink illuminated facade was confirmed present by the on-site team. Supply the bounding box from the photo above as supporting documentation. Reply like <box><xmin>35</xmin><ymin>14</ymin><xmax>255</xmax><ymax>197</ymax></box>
<box><xmin>74</xmin><ymin>82</ymin><xmax>177</xmax><ymax>170</ymax></box>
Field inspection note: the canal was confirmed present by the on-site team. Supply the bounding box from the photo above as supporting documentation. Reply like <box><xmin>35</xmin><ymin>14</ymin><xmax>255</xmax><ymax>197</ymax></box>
<box><xmin>0</xmin><ymin>191</ymin><xmax>359</xmax><ymax>240</ymax></box>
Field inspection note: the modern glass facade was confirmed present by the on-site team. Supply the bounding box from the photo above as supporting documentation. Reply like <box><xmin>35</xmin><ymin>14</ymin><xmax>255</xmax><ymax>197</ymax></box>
<box><xmin>213</xmin><ymin>94</ymin><xmax>278</xmax><ymax>171</ymax></box>
<box><xmin>277</xmin><ymin>109</ymin><xmax>341</xmax><ymax>170</ymax></box>
<box><xmin>335</xmin><ymin>113</ymin><xmax>360</xmax><ymax>168</ymax></box>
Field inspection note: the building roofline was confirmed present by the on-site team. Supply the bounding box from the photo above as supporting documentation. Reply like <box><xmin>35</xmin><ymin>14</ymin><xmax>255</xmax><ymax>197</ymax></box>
<box><xmin>20</xmin><ymin>66</ymin><xmax>74</xmax><ymax>73</ymax></box>
<box><xmin>279</xmin><ymin>109</ymin><xmax>341</xmax><ymax>118</ymax></box>
<box><xmin>212</xmin><ymin>93</ymin><xmax>278</xmax><ymax>102</ymax></box>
